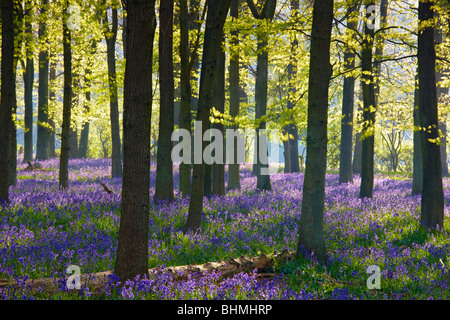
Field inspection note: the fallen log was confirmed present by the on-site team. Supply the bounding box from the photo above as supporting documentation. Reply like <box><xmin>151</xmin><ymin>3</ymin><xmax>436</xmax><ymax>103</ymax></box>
<box><xmin>0</xmin><ymin>250</ymin><xmax>296</xmax><ymax>295</ymax></box>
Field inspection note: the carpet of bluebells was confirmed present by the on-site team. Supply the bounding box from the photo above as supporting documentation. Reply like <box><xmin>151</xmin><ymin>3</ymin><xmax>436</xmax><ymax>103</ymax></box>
<box><xmin>1</xmin><ymin>158</ymin><xmax>450</xmax><ymax>300</ymax></box>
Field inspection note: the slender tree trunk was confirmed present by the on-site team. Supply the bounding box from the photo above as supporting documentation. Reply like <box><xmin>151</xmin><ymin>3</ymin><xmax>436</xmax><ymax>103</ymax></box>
<box><xmin>418</xmin><ymin>0</ymin><xmax>444</xmax><ymax>230</ymax></box>
<box><xmin>114</xmin><ymin>0</ymin><xmax>156</xmax><ymax>282</ymax></box>
<box><xmin>155</xmin><ymin>0</ymin><xmax>175</xmax><ymax>202</ymax></box>
<box><xmin>49</xmin><ymin>62</ymin><xmax>56</xmax><ymax>158</ymax></box>
<box><xmin>212</xmin><ymin>35</ymin><xmax>226</xmax><ymax>196</ymax></box>
<box><xmin>8</xmin><ymin>1</ymin><xmax>23</xmax><ymax>187</ymax></box>
<box><xmin>339</xmin><ymin>4</ymin><xmax>358</xmax><ymax>184</ymax></box>
<box><xmin>297</xmin><ymin>0</ymin><xmax>334</xmax><ymax>262</ymax></box>
<box><xmin>103</xmin><ymin>4</ymin><xmax>123</xmax><ymax>177</ymax></box>
<box><xmin>359</xmin><ymin>3</ymin><xmax>376</xmax><ymax>199</ymax></box>
<box><xmin>0</xmin><ymin>0</ymin><xmax>15</xmax><ymax>203</ymax></box>
<box><xmin>412</xmin><ymin>71</ymin><xmax>422</xmax><ymax>194</ymax></box>
<box><xmin>23</xmin><ymin>0</ymin><xmax>34</xmax><ymax>163</ymax></box>
<box><xmin>254</xmin><ymin>33</ymin><xmax>271</xmax><ymax>190</ymax></box>
<box><xmin>352</xmin><ymin>87</ymin><xmax>363</xmax><ymax>175</ymax></box>
<box><xmin>59</xmin><ymin>1</ymin><xmax>72</xmax><ymax>190</ymax></box>
<box><xmin>179</xmin><ymin>0</ymin><xmax>192</xmax><ymax>196</ymax></box>
<box><xmin>36</xmin><ymin>0</ymin><xmax>50</xmax><ymax>161</ymax></box>
<box><xmin>286</xmin><ymin>0</ymin><xmax>300</xmax><ymax>174</ymax></box>
<box><xmin>246</xmin><ymin>0</ymin><xmax>277</xmax><ymax>191</ymax></box>
<box><xmin>227</xmin><ymin>0</ymin><xmax>241</xmax><ymax>190</ymax></box>
<box><xmin>185</xmin><ymin>0</ymin><xmax>231</xmax><ymax>232</ymax></box>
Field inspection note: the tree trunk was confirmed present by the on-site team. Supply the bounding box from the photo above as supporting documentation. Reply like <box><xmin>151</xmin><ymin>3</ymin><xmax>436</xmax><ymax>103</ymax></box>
<box><xmin>286</xmin><ymin>0</ymin><xmax>300</xmax><ymax>174</ymax></box>
<box><xmin>359</xmin><ymin>3</ymin><xmax>376</xmax><ymax>199</ymax></box>
<box><xmin>155</xmin><ymin>0</ymin><xmax>175</xmax><ymax>202</ymax></box>
<box><xmin>0</xmin><ymin>0</ymin><xmax>15</xmax><ymax>203</ymax></box>
<box><xmin>185</xmin><ymin>0</ymin><xmax>231</xmax><ymax>232</ymax></box>
<box><xmin>114</xmin><ymin>0</ymin><xmax>156</xmax><ymax>282</ymax></box>
<box><xmin>352</xmin><ymin>87</ymin><xmax>363</xmax><ymax>175</ymax></box>
<box><xmin>339</xmin><ymin>4</ymin><xmax>358</xmax><ymax>184</ymax></box>
<box><xmin>439</xmin><ymin>121</ymin><xmax>448</xmax><ymax>176</ymax></box>
<box><xmin>412</xmin><ymin>72</ymin><xmax>422</xmax><ymax>194</ymax></box>
<box><xmin>418</xmin><ymin>0</ymin><xmax>444</xmax><ymax>230</ymax></box>
<box><xmin>246</xmin><ymin>0</ymin><xmax>277</xmax><ymax>191</ymax></box>
<box><xmin>59</xmin><ymin>1</ymin><xmax>72</xmax><ymax>190</ymax></box>
<box><xmin>23</xmin><ymin>0</ymin><xmax>34</xmax><ymax>163</ymax></box>
<box><xmin>297</xmin><ymin>0</ymin><xmax>334</xmax><ymax>262</ymax></box>
<box><xmin>179</xmin><ymin>0</ymin><xmax>192</xmax><ymax>196</ymax></box>
<box><xmin>49</xmin><ymin>62</ymin><xmax>57</xmax><ymax>158</ymax></box>
<box><xmin>212</xmin><ymin>36</ymin><xmax>226</xmax><ymax>196</ymax></box>
<box><xmin>227</xmin><ymin>0</ymin><xmax>241</xmax><ymax>190</ymax></box>
<box><xmin>36</xmin><ymin>0</ymin><xmax>50</xmax><ymax>161</ymax></box>
<box><xmin>104</xmin><ymin>4</ymin><xmax>123</xmax><ymax>177</ymax></box>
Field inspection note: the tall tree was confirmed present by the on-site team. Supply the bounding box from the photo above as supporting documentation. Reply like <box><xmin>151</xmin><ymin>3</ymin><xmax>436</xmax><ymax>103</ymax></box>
<box><xmin>114</xmin><ymin>0</ymin><xmax>156</xmax><ymax>282</ymax></box>
<box><xmin>59</xmin><ymin>0</ymin><xmax>73</xmax><ymax>190</ymax></box>
<box><xmin>9</xmin><ymin>0</ymin><xmax>23</xmax><ymax>187</ymax></box>
<box><xmin>412</xmin><ymin>71</ymin><xmax>422</xmax><ymax>194</ymax></box>
<box><xmin>185</xmin><ymin>0</ymin><xmax>231</xmax><ymax>232</ymax></box>
<box><xmin>418</xmin><ymin>0</ymin><xmax>444</xmax><ymax>230</ymax></box>
<box><xmin>296</xmin><ymin>0</ymin><xmax>334</xmax><ymax>262</ymax></box>
<box><xmin>246</xmin><ymin>0</ymin><xmax>276</xmax><ymax>191</ymax></box>
<box><xmin>227</xmin><ymin>0</ymin><xmax>241</xmax><ymax>190</ymax></box>
<box><xmin>102</xmin><ymin>0</ymin><xmax>122</xmax><ymax>177</ymax></box>
<box><xmin>23</xmin><ymin>0</ymin><xmax>34</xmax><ymax>163</ymax></box>
<box><xmin>435</xmin><ymin>18</ymin><xmax>449</xmax><ymax>177</ymax></box>
<box><xmin>0</xmin><ymin>0</ymin><xmax>15</xmax><ymax>203</ymax></box>
<box><xmin>284</xmin><ymin>0</ymin><xmax>300</xmax><ymax>174</ymax></box>
<box><xmin>339</xmin><ymin>3</ymin><xmax>358</xmax><ymax>183</ymax></box>
<box><xmin>178</xmin><ymin>0</ymin><xmax>192</xmax><ymax>196</ymax></box>
<box><xmin>212</xmin><ymin>33</ymin><xmax>226</xmax><ymax>196</ymax></box>
<box><xmin>359</xmin><ymin>2</ymin><xmax>376</xmax><ymax>199</ymax></box>
<box><xmin>36</xmin><ymin>0</ymin><xmax>50</xmax><ymax>161</ymax></box>
<box><xmin>48</xmin><ymin>60</ymin><xmax>57</xmax><ymax>158</ymax></box>
<box><xmin>155</xmin><ymin>0</ymin><xmax>175</xmax><ymax>202</ymax></box>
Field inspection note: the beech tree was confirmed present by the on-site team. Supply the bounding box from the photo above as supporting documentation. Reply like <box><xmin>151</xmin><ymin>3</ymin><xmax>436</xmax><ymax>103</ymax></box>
<box><xmin>59</xmin><ymin>0</ymin><xmax>73</xmax><ymax>190</ymax></box>
<box><xmin>36</xmin><ymin>0</ymin><xmax>50</xmax><ymax>161</ymax></box>
<box><xmin>155</xmin><ymin>0</ymin><xmax>175</xmax><ymax>202</ymax></box>
<box><xmin>339</xmin><ymin>3</ymin><xmax>359</xmax><ymax>184</ymax></box>
<box><xmin>0</xmin><ymin>0</ymin><xmax>16</xmax><ymax>203</ymax></box>
<box><xmin>185</xmin><ymin>0</ymin><xmax>232</xmax><ymax>232</ymax></box>
<box><xmin>297</xmin><ymin>0</ymin><xmax>334</xmax><ymax>261</ymax></box>
<box><xmin>418</xmin><ymin>0</ymin><xmax>444</xmax><ymax>230</ymax></box>
<box><xmin>114</xmin><ymin>0</ymin><xmax>157</xmax><ymax>282</ymax></box>
<box><xmin>227</xmin><ymin>0</ymin><xmax>241</xmax><ymax>190</ymax></box>
<box><xmin>101</xmin><ymin>0</ymin><xmax>123</xmax><ymax>178</ymax></box>
<box><xmin>246</xmin><ymin>0</ymin><xmax>276</xmax><ymax>191</ymax></box>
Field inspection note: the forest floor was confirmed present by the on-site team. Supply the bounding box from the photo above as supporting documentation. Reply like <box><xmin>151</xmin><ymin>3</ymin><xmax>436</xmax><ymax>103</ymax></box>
<box><xmin>1</xmin><ymin>158</ymin><xmax>450</xmax><ymax>300</ymax></box>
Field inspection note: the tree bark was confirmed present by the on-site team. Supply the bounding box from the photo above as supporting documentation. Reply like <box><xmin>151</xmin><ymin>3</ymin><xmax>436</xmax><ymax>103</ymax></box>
<box><xmin>36</xmin><ymin>0</ymin><xmax>50</xmax><ymax>161</ymax></box>
<box><xmin>103</xmin><ymin>3</ymin><xmax>123</xmax><ymax>177</ymax></box>
<box><xmin>286</xmin><ymin>0</ymin><xmax>300</xmax><ymax>174</ymax></box>
<box><xmin>418</xmin><ymin>0</ymin><xmax>444</xmax><ymax>230</ymax></box>
<box><xmin>23</xmin><ymin>0</ymin><xmax>34</xmax><ymax>163</ymax></box>
<box><xmin>339</xmin><ymin>4</ymin><xmax>358</xmax><ymax>184</ymax></box>
<box><xmin>185</xmin><ymin>0</ymin><xmax>231</xmax><ymax>232</ymax></box>
<box><xmin>59</xmin><ymin>1</ymin><xmax>72</xmax><ymax>190</ymax></box>
<box><xmin>48</xmin><ymin>61</ymin><xmax>56</xmax><ymax>158</ymax></box>
<box><xmin>155</xmin><ymin>0</ymin><xmax>175</xmax><ymax>202</ymax></box>
<box><xmin>247</xmin><ymin>0</ymin><xmax>276</xmax><ymax>191</ymax></box>
<box><xmin>352</xmin><ymin>87</ymin><xmax>363</xmax><ymax>175</ymax></box>
<box><xmin>0</xmin><ymin>0</ymin><xmax>15</xmax><ymax>203</ymax></box>
<box><xmin>297</xmin><ymin>0</ymin><xmax>334</xmax><ymax>262</ymax></box>
<box><xmin>114</xmin><ymin>0</ymin><xmax>156</xmax><ymax>282</ymax></box>
<box><xmin>412</xmin><ymin>71</ymin><xmax>422</xmax><ymax>194</ymax></box>
<box><xmin>179</xmin><ymin>0</ymin><xmax>192</xmax><ymax>196</ymax></box>
<box><xmin>212</xmin><ymin>35</ymin><xmax>226</xmax><ymax>196</ymax></box>
<box><xmin>359</xmin><ymin>3</ymin><xmax>376</xmax><ymax>199</ymax></box>
<box><xmin>227</xmin><ymin>0</ymin><xmax>241</xmax><ymax>190</ymax></box>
